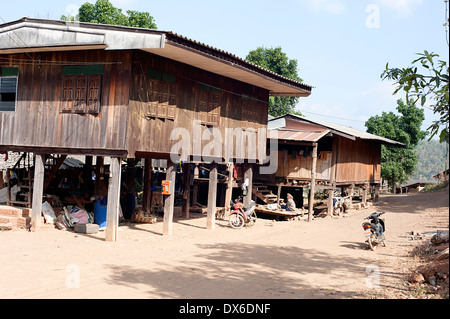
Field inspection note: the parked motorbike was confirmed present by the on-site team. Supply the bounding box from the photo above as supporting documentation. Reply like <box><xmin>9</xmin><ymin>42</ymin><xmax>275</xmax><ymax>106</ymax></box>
<box><xmin>362</xmin><ymin>212</ymin><xmax>386</xmax><ymax>251</ymax></box>
<box><xmin>228</xmin><ymin>196</ymin><xmax>257</xmax><ymax>229</ymax></box>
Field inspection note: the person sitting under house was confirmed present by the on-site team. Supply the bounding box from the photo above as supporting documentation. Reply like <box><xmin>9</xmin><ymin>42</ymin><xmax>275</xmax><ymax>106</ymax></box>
<box><xmin>286</xmin><ymin>193</ymin><xmax>296</xmax><ymax>211</ymax></box>
<box><xmin>286</xmin><ymin>193</ymin><xmax>305</xmax><ymax>217</ymax></box>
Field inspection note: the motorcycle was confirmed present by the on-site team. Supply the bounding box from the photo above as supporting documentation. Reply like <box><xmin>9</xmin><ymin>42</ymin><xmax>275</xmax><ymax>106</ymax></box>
<box><xmin>362</xmin><ymin>212</ymin><xmax>386</xmax><ymax>251</ymax></box>
<box><xmin>228</xmin><ymin>196</ymin><xmax>257</xmax><ymax>229</ymax></box>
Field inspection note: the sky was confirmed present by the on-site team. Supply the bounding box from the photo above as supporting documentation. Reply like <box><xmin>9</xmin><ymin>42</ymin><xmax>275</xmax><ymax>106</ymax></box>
<box><xmin>0</xmin><ymin>0</ymin><xmax>449</xmax><ymax>137</ymax></box>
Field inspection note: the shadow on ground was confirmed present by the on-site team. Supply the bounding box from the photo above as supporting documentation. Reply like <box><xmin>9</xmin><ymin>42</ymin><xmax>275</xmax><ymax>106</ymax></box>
<box><xmin>104</xmin><ymin>243</ymin><xmax>373</xmax><ymax>299</ymax></box>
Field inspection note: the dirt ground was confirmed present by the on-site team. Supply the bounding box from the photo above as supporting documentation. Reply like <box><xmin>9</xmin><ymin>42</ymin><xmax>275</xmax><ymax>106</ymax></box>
<box><xmin>0</xmin><ymin>188</ymin><xmax>448</xmax><ymax>299</ymax></box>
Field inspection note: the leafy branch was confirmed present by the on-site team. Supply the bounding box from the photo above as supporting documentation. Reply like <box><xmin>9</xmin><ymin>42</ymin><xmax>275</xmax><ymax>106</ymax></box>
<box><xmin>381</xmin><ymin>50</ymin><xmax>449</xmax><ymax>142</ymax></box>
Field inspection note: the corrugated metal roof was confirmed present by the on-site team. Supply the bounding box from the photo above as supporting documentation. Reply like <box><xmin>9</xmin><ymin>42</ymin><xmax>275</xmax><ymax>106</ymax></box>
<box><xmin>269</xmin><ymin>128</ymin><xmax>330</xmax><ymax>143</ymax></box>
<box><xmin>269</xmin><ymin>114</ymin><xmax>404</xmax><ymax>146</ymax></box>
<box><xmin>0</xmin><ymin>17</ymin><xmax>313</xmax><ymax>97</ymax></box>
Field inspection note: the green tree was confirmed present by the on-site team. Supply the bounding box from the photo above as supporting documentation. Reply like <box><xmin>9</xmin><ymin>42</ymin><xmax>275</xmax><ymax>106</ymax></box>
<box><xmin>381</xmin><ymin>50</ymin><xmax>449</xmax><ymax>142</ymax></box>
<box><xmin>61</xmin><ymin>0</ymin><xmax>157</xmax><ymax>29</ymax></box>
<box><xmin>411</xmin><ymin>139</ymin><xmax>449</xmax><ymax>180</ymax></box>
<box><xmin>365</xmin><ymin>99</ymin><xmax>427</xmax><ymax>191</ymax></box>
<box><xmin>245</xmin><ymin>47</ymin><xmax>303</xmax><ymax>117</ymax></box>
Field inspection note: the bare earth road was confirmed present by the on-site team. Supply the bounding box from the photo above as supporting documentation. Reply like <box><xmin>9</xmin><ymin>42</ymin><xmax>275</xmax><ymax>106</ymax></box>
<box><xmin>0</xmin><ymin>188</ymin><xmax>448</xmax><ymax>299</ymax></box>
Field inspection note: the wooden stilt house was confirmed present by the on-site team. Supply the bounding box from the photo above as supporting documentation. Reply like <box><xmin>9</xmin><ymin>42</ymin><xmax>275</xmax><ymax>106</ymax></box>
<box><xmin>261</xmin><ymin>114</ymin><xmax>403</xmax><ymax>219</ymax></box>
<box><xmin>0</xmin><ymin>18</ymin><xmax>312</xmax><ymax>240</ymax></box>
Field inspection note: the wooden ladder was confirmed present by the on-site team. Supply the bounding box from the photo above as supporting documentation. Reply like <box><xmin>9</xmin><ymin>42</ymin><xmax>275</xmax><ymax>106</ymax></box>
<box><xmin>7</xmin><ymin>153</ymin><xmax>33</xmax><ymax>208</ymax></box>
<box><xmin>6</xmin><ymin>153</ymin><xmax>67</xmax><ymax>208</ymax></box>
<box><xmin>252</xmin><ymin>183</ymin><xmax>278</xmax><ymax>204</ymax></box>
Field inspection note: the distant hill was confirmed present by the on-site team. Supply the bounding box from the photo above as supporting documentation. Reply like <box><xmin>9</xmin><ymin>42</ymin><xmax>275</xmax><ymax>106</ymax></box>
<box><xmin>411</xmin><ymin>139</ymin><xmax>449</xmax><ymax>180</ymax></box>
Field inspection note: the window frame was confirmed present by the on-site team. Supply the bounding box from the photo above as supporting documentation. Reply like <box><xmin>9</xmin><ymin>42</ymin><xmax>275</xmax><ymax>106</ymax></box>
<box><xmin>0</xmin><ymin>67</ymin><xmax>19</xmax><ymax>112</ymax></box>
<box><xmin>197</xmin><ymin>83</ymin><xmax>221</xmax><ymax>127</ymax></box>
<box><xmin>146</xmin><ymin>68</ymin><xmax>177</xmax><ymax>120</ymax></box>
<box><xmin>61</xmin><ymin>65</ymin><xmax>103</xmax><ymax>114</ymax></box>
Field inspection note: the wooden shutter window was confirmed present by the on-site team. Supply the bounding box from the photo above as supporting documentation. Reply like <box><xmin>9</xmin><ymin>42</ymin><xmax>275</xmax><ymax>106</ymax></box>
<box><xmin>73</xmin><ymin>76</ymin><xmax>87</xmax><ymax>113</ymax></box>
<box><xmin>167</xmin><ymin>83</ymin><xmax>176</xmax><ymax>119</ymax></box>
<box><xmin>198</xmin><ymin>85</ymin><xmax>221</xmax><ymax>126</ymax></box>
<box><xmin>61</xmin><ymin>65</ymin><xmax>103</xmax><ymax>114</ymax></box>
<box><xmin>62</xmin><ymin>76</ymin><xmax>74</xmax><ymax>112</ymax></box>
<box><xmin>146</xmin><ymin>78</ymin><xmax>176</xmax><ymax>120</ymax></box>
<box><xmin>87</xmin><ymin>75</ymin><xmax>102</xmax><ymax>113</ymax></box>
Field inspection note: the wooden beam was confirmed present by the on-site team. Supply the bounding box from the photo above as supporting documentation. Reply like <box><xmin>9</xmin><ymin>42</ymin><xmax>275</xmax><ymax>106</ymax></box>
<box><xmin>207</xmin><ymin>163</ymin><xmax>218</xmax><ymax>230</ymax></box>
<box><xmin>31</xmin><ymin>154</ymin><xmax>45</xmax><ymax>232</ymax></box>
<box><xmin>243</xmin><ymin>163</ymin><xmax>253</xmax><ymax>206</ymax></box>
<box><xmin>224</xmin><ymin>163</ymin><xmax>233</xmax><ymax>215</ymax></box>
<box><xmin>327</xmin><ymin>189</ymin><xmax>334</xmax><ymax>216</ymax></box>
<box><xmin>142</xmin><ymin>158</ymin><xmax>153</xmax><ymax>213</ymax></box>
<box><xmin>105</xmin><ymin>157</ymin><xmax>122</xmax><ymax>242</ymax></box>
<box><xmin>374</xmin><ymin>184</ymin><xmax>380</xmax><ymax>202</ymax></box>
<box><xmin>182</xmin><ymin>163</ymin><xmax>191</xmax><ymax>218</ymax></box>
<box><xmin>277</xmin><ymin>185</ymin><xmax>282</xmax><ymax>204</ymax></box>
<box><xmin>94</xmin><ymin>156</ymin><xmax>105</xmax><ymax>195</ymax></box>
<box><xmin>6</xmin><ymin>169</ymin><xmax>11</xmax><ymax>206</ymax></box>
<box><xmin>163</xmin><ymin>160</ymin><xmax>176</xmax><ymax>236</ymax></box>
<box><xmin>308</xmin><ymin>143</ymin><xmax>318</xmax><ymax>222</ymax></box>
<box><xmin>43</xmin><ymin>154</ymin><xmax>67</xmax><ymax>192</ymax></box>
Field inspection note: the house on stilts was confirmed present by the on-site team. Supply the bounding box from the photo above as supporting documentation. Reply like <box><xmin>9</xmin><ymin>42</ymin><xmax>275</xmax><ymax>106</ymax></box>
<box><xmin>0</xmin><ymin>18</ymin><xmax>313</xmax><ymax>240</ymax></box>
<box><xmin>255</xmin><ymin>114</ymin><xmax>403</xmax><ymax>219</ymax></box>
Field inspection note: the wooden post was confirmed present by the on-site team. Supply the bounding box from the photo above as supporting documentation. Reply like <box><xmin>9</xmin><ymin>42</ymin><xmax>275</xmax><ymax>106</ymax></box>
<box><xmin>143</xmin><ymin>158</ymin><xmax>153</xmax><ymax>213</ymax></box>
<box><xmin>243</xmin><ymin>163</ymin><xmax>253</xmax><ymax>206</ymax></box>
<box><xmin>207</xmin><ymin>162</ymin><xmax>218</xmax><ymax>230</ymax></box>
<box><xmin>163</xmin><ymin>160</ymin><xmax>176</xmax><ymax>236</ymax></box>
<box><xmin>362</xmin><ymin>186</ymin><xmax>367</xmax><ymax>206</ymax></box>
<box><xmin>327</xmin><ymin>189</ymin><xmax>334</xmax><ymax>216</ymax></box>
<box><xmin>94</xmin><ymin>156</ymin><xmax>104</xmax><ymax>195</ymax></box>
<box><xmin>192</xmin><ymin>182</ymin><xmax>198</xmax><ymax>207</ymax></box>
<box><xmin>277</xmin><ymin>184</ymin><xmax>282</xmax><ymax>204</ymax></box>
<box><xmin>182</xmin><ymin>163</ymin><xmax>191</xmax><ymax>218</ymax></box>
<box><xmin>6</xmin><ymin>169</ymin><xmax>11</xmax><ymax>206</ymax></box>
<box><xmin>224</xmin><ymin>163</ymin><xmax>233</xmax><ymax>215</ymax></box>
<box><xmin>31</xmin><ymin>154</ymin><xmax>45</xmax><ymax>232</ymax></box>
<box><xmin>105</xmin><ymin>157</ymin><xmax>122</xmax><ymax>242</ymax></box>
<box><xmin>308</xmin><ymin>143</ymin><xmax>318</xmax><ymax>222</ymax></box>
<box><xmin>374</xmin><ymin>184</ymin><xmax>380</xmax><ymax>202</ymax></box>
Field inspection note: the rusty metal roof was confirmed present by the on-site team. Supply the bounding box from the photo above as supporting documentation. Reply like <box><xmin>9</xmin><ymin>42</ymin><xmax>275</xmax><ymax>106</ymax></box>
<box><xmin>0</xmin><ymin>17</ymin><xmax>313</xmax><ymax>97</ymax></box>
<box><xmin>268</xmin><ymin>114</ymin><xmax>404</xmax><ymax>146</ymax></box>
<box><xmin>269</xmin><ymin>128</ymin><xmax>330</xmax><ymax>143</ymax></box>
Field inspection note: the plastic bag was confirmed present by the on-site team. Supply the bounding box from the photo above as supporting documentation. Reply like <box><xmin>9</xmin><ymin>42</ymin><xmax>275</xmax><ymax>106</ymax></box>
<box><xmin>42</xmin><ymin>201</ymin><xmax>56</xmax><ymax>224</ymax></box>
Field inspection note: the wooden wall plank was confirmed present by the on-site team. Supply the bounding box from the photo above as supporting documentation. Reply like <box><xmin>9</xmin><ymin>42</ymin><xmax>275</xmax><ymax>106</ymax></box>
<box><xmin>0</xmin><ymin>50</ymin><xmax>131</xmax><ymax>154</ymax></box>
